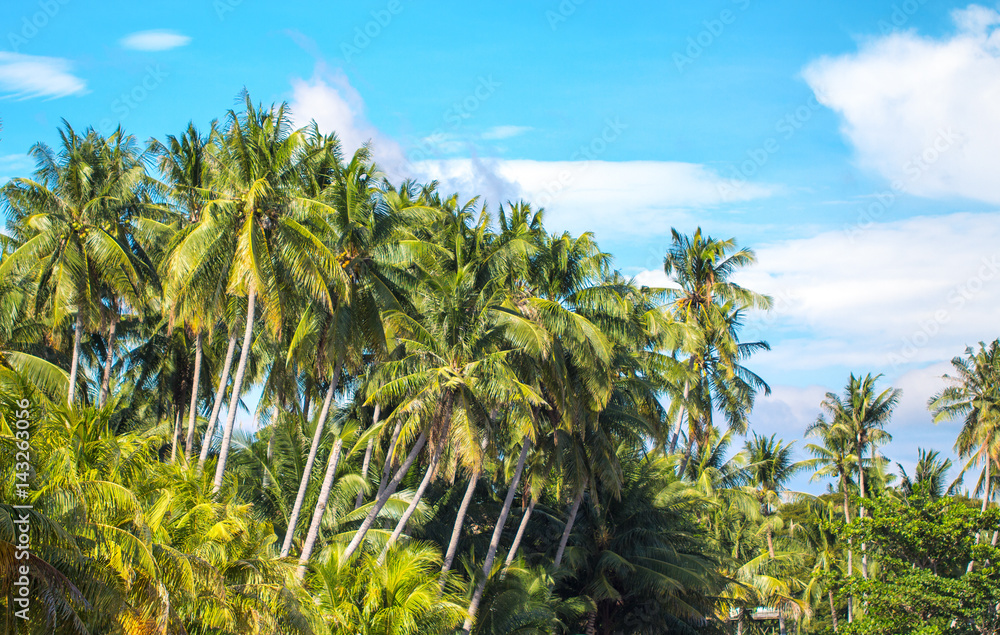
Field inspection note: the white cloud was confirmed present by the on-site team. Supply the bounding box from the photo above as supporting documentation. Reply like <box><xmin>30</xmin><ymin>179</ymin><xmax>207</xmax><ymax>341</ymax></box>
<box><xmin>289</xmin><ymin>68</ymin><xmax>777</xmax><ymax>233</ymax></box>
<box><xmin>803</xmin><ymin>4</ymin><xmax>1000</xmax><ymax>202</ymax></box>
<box><xmin>481</xmin><ymin>125</ymin><xmax>532</xmax><ymax>140</ymax></box>
<box><xmin>636</xmin><ymin>212</ymin><xmax>1000</xmax><ymax>372</ymax></box>
<box><xmin>0</xmin><ymin>154</ymin><xmax>33</xmax><ymax>183</ymax></box>
<box><xmin>120</xmin><ymin>30</ymin><xmax>192</xmax><ymax>51</ymax></box>
<box><xmin>0</xmin><ymin>52</ymin><xmax>85</xmax><ymax>99</ymax></box>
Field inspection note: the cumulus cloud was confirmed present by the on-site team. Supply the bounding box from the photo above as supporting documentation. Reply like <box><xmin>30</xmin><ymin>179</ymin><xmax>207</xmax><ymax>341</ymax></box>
<box><xmin>634</xmin><ymin>212</ymin><xmax>1000</xmax><ymax>372</ymax></box>
<box><xmin>0</xmin><ymin>52</ymin><xmax>85</xmax><ymax>99</ymax></box>
<box><xmin>481</xmin><ymin>125</ymin><xmax>532</xmax><ymax>140</ymax></box>
<box><xmin>120</xmin><ymin>30</ymin><xmax>192</xmax><ymax>51</ymax></box>
<box><xmin>803</xmin><ymin>4</ymin><xmax>1000</xmax><ymax>202</ymax></box>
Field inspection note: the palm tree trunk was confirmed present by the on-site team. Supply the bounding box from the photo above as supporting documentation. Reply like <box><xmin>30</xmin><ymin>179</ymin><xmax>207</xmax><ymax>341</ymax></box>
<box><xmin>829</xmin><ymin>590</ymin><xmax>839</xmax><ymax>632</ymax></box>
<box><xmin>198</xmin><ymin>334</ymin><xmax>238</xmax><ymax>468</ymax></box>
<box><xmin>504</xmin><ymin>495</ymin><xmax>535</xmax><ymax>568</ymax></box>
<box><xmin>462</xmin><ymin>438</ymin><xmax>531</xmax><ymax>634</ymax></box>
<box><xmin>376</xmin><ymin>418</ymin><xmax>404</xmax><ymax>500</ymax></box>
<box><xmin>584</xmin><ymin>611</ymin><xmax>597</xmax><ymax>635</ymax></box>
<box><xmin>170</xmin><ymin>408</ymin><xmax>182</xmax><ymax>463</ymax></box>
<box><xmin>767</xmin><ymin>528</ymin><xmax>787</xmax><ymax>635</ymax></box>
<box><xmin>966</xmin><ymin>455</ymin><xmax>991</xmax><ymax>573</ymax></box>
<box><xmin>667</xmin><ymin>380</ymin><xmax>690</xmax><ymax>454</ymax></box>
<box><xmin>843</xmin><ymin>486</ymin><xmax>854</xmax><ymax>623</ymax></box>
<box><xmin>281</xmin><ymin>359</ymin><xmax>343</xmax><ymax>557</ymax></box>
<box><xmin>440</xmin><ymin>466</ymin><xmax>480</xmax><ymax>588</ymax></box>
<box><xmin>379</xmin><ymin>412</ymin><xmax>455</xmax><ymax>562</ymax></box>
<box><xmin>263</xmin><ymin>430</ymin><xmax>274</xmax><ymax>492</ymax></box>
<box><xmin>355</xmin><ymin>404</ymin><xmax>381</xmax><ymax>510</ymax></box>
<box><xmin>858</xmin><ymin>440</ymin><xmax>869</xmax><ymax>580</ymax></box>
<box><xmin>98</xmin><ymin>317</ymin><xmax>117</xmax><ymax>408</ymax></box>
<box><xmin>295</xmin><ymin>437</ymin><xmax>345</xmax><ymax>579</ymax></box>
<box><xmin>183</xmin><ymin>331</ymin><xmax>204</xmax><ymax>461</ymax></box>
<box><xmin>212</xmin><ymin>286</ymin><xmax>256</xmax><ymax>493</ymax></box>
<box><xmin>554</xmin><ymin>487</ymin><xmax>584</xmax><ymax>567</ymax></box>
<box><xmin>342</xmin><ymin>431</ymin><xmax>429</xmax><ymax>561</ymax></box>
<box><xmin>67</xmin><ymin>312</ymin><xmax>84</xmax><ymax>406</ymax></box>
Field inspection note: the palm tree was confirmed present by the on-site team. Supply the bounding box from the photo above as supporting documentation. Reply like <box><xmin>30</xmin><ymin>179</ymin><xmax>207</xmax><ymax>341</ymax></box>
<box><xmin>897</xmin><ymin>448</ymin><xmax>955</xmax><ymax>499</ymax></box>
<box><xmin>0</xmin><ymin>124</ymin><xmax>152</xmax><ymax>405</ymax></box>
<box><xmin>822</xmin><ymin>373</ymin><xmax>899</xmax><ymax>580</ymax></box>
<box><xmin>744</xmin><ymin>432</ymin><xmax>808</xmax><ymax>635</ymax></box>
<box><xmin>929</xmin><ymin>340</ymin><xmax>1000</xmax><ymax>571</ymax></box>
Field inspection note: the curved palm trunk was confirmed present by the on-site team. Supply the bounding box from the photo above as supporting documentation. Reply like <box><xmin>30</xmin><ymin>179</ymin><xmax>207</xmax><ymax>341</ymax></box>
<box><xmin>667</xmin><ymin>380</ymin><xmax>690</xmax><ymax>454</ymax></box>
<box><xmin>212</xmin><ymin>287</ymin><xmax>256</xmax><ymax>493</ymax></box>
<box><xmin>98</xmin><ymin>317</ymin><xmax>117</xmax><ymax>408</ymax></box>
<box><xmin>67</xmin><ymin>312</ymin><xmax>84</xmax><ymax>406</ymax></box>
<box><xmin>295</xmin><ymin>437</ymin><xmax>345</xmax><ymax>579</ymax></box>
<box><xmin>281</xmin><ymin>360</ymin><xmax>343</xmax><ymax>557</ymax></box>
<box><xmin>183</xmin><ymin>331</ymin><xmax>204</xmax><ymax>461</ymax></box>
<box><xmin>379</xmin><ymin>412</ymin><xmax>454</xmax><ymax>562</ymax></box>
<box><xmin>504</xmin><ymin>495</ymin><xmax>535</xmax><ymax>569</ymax></box>
<box><xmin>198</xmin><ymin>334</ymin><xmax>238</xmax><ymax>468</ymax></box>
<box><xmin>376</xmin><ymin>418</ymin><xmax>404</xmax><ymax>500</ymax></box>
<box><xmin>440</xmin><ymin>467</ymin><xmax>480</xmax><ymax>588</ymax></box>
<box><xmin>342</xmin><ymin>431</ymin><xmax>429</xmax><ymax>561</ymax></box>
<box><xmin>462</xmin><ymin>438</ymin><xmax>531</xmax><ymax>634</ymax></box>
<box><xmin>554</xmin><ymin>487</ymin><xmax>584</xmax><ymax>567</ymax></box>
<box><xmin>355</xmin><ymin>404</ymin><xmax>381</xmax><ymax>510</ymax></box>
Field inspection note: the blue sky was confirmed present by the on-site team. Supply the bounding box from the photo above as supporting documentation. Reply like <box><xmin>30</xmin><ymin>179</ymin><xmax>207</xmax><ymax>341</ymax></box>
<box><xmin>4</xmin><ymin>0</ymin><xmax>1000</xmax><ymax>492</ymax></box>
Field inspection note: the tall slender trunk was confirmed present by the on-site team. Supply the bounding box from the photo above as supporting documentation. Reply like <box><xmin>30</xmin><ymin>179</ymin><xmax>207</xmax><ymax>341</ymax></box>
<box><xmin>67</xmin><ymin>312</ymin><xmax>84</xmax><ymax>406</ymax></box>
<box><xmin>281</xmin><ymin>360</ymin><xmax>343</xmax><ymax>557</ymax></box>
<box><xmin>678</xmin><ymin>426</ymin><xmax>696</xmax><ymax>478</ymax></box>
<box><xmin>376</xmin><ymin>418</ymin><xmax>404</xmax><ymax>500</ymax></box>
<box><xmin>263</xmin><ymin>431</ymin><xmax>274</xmax><ymax>492</ymax></box>
<box><xmin>440</xmin><ymin>467</ymin><xmax>480</xmax><ymax>589</ymax></box>
<box><xmin>212</xmin><ymin>287</ymin><xmax>256</xmax><ymax>493</ymax></box>
<box><xmin>554</xmin><ymin>487</ymin><xmax>584</xmax><ymax>567</ymax></box>
<box><xmin>584</xmin><ymin>611</ymin><xmax>597</xmax><ymax>635</ymax></box>
<box><xmin>170</xmin><ymin>408</ymin><xmax>182</xmax><ymax>463</ymax></box>
<box><xmin>98</xmin><ymin>317</ymin><xmax>117</xmax><ymax>408</ymax></box>
<box><xmin>504</xmin><ymin>495</ymin><xmax>535</xmax><ymax>569</ymax></box>
<box><xmin>295</xmin><ymin>437</ymin><xmax>345</xmax><ymax>579</ymax></box>
<box><xmin>198</xmin><ymin>334</ymin><xmax>238</xmax><ymax>468</ymax></box>
<box><xmin>462</xmin><ymin>438</ymin><xmax>531</xmax><ymax>634</ymax></box>
<box><xmin>829</xmin><ymin>590</ymin><xmax>839</xmax><ymax>632</ymax></box>
<box><xmin>379</xmin><ymin>412</ymin><xmax>455</xmax><ymax>562</ymax></box>
<box><xmin>667</xmin><ymin>380</ymin><xmax>690</xmax><ymax>454</ymax></box>
<box><xmin>736</xmin><ymin>613</ymin><xmax>744</xmax><ymax>635</ymax></box>
<box><xmin>355</xmin><ymin>404</ymin><xmax>381</xmax><ymax>510</ymax></box>
<box><xmin>858</xmin><ymin>440</ymin><xmax>869</xmax><ymax>580</ymax></box>
<box><xmin>302</xmin><ymin>380</ymin><xmax>312</xmax><ymax>420</ymax></box>
<box><xmin>767</xmin><ymin>528</ymin><xmax>786</xmax><ymax>635</ymax></box>
<box><xmin>183</xmin><ymin>331</ymin><xmax>204</xmax><ymax>461</ymax></box>
<box><xmin>966</xmin><ymin>455</ymin><xmax>991</xmax><ymax>573</ymax></box>
<box><xmin>843</xmin><ymin>485</ymin><xmax>854</xmax><ymax>623</ymax></box>
<box><xmin>342</xmin><ymin>431</ymin><xmax>429</xmax><ymax>561</ymax></box>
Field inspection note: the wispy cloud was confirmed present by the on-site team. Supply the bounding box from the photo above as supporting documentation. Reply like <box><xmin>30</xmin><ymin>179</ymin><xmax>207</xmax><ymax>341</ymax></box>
<box><xmin>0</xmin><ymin>154</ymin><xmax>34</xmax><ymax>184</ymax></box>
<box><xmin>0</xmin><ymin>52</ymin><xmax>86</xmax><ymax>99</ymax></box>
<box><xmin>481</xmin><ymin>125</ymin><xmax>532</xmax><ymax>140</ymax></box>
<box><xmin>120</xmin><ymin>30</ymin><xmax>192</xmax><ymax>51</ymax></box>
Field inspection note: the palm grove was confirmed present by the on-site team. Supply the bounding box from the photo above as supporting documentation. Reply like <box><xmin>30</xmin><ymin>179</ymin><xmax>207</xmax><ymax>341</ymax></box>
<box><xmin>0</xmin><ymin>95</ymin><xmax>997</xmax><ymax>635</ymax></box>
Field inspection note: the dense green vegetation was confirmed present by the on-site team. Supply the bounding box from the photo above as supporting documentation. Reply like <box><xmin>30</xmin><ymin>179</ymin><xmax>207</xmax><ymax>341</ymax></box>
<box><xmin>0</xmin><ymin>95</ymin><xmax>997</xmax><ymax>634</ymax></box>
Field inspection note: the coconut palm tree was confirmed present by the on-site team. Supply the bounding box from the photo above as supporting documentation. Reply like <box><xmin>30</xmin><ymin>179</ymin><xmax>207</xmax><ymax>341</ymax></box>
<box><xmin>0</xmin><ymin>124</ymin><xmax>153</xmax><ymax>405</ymax></box>
<box><xmin>929</xmin><ymin>340</ymin><xmax>1000</xmax><ymax>571</ymax></box>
